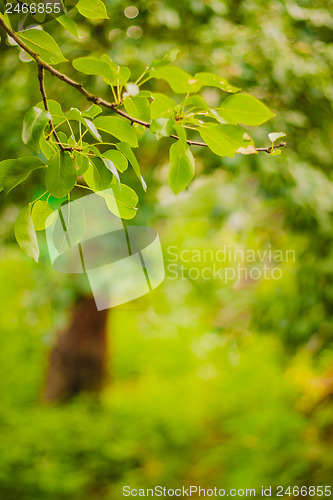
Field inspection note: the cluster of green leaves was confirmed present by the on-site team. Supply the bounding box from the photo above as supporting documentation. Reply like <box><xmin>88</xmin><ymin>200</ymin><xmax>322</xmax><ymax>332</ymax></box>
<box><xmin>0</xmin><ymin>1</ymin><xmax>278</xmax><ymax>263</ymax></box>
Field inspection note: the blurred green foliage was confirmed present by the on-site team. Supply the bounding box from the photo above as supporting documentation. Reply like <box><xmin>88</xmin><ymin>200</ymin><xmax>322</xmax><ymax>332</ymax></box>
<box><xmin>1</xmin><ymin>0</ymin><xmax>333</xmax><ymax>498</ymax></box>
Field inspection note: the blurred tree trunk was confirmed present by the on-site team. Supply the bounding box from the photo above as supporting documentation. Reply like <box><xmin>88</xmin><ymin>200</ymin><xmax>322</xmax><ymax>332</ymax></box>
<box><xmin>44</xmin><ymin>296</ymin><xmax>108</xmax><ymax>402</ymax></box>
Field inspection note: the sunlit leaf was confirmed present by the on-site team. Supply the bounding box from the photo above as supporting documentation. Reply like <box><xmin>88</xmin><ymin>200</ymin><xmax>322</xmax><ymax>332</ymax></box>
<box><xmin>76</xmin><ymin>0</ymin><xmax>109</xmax><ymax>19</ymax></box>
<box><xmin>218</xmin><ymin>94</ymin><xmax>275</xmax><ymax>126</ymax></box>
<box><xmin>150</xmin><ymin>66</ymin><xmax>201</xmax><ymax>93</ymax></box>
<box><xmin>93</xmin><ymin>116</ymin><xmax>138</xmax><ymax>147</ymax></box>
<box><xmin>101</xmin><ymin>184</ymin><xmax>138</xmax><ymax>219</ymax></box>
<box><xmin>56</xmin><ymin>14</ymin><xmax>79</xmax><ymax>38</ymax></box>
<box><xmin>169</xmin><ymin>142</ymin><xmax>195</xmax><ymax>194</ymax></box>
<box><xmin>124</xmin><ymin>96</ymin><xmax>151</xmax><ymax>123</ymax></box>
<box><xmin>200</xmin><ymin>123</ymin><xmax>249</xmax><ymax>157</ymax></box>
<box><xmin>194</xmin><ymin>72</ymin><xmax>240</xmax><ymax>93</ymax></box>
<box><xmin>103</xmin><ymin>150</ymin><xmax>128</xmax><ymax>172</ymax></box>
<box><xmin>18</xmin><ymin>30</ymin><xmax>67</xmax><ymax>65</ymax></box>
<box><xmin>151</xmin><ymin>93</ymin><xmax>177</xmax><ymax>119</ymax></box>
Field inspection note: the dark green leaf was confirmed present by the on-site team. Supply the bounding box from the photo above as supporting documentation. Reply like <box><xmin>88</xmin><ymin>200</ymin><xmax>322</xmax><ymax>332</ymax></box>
<box><xmin>84</xmin><ymin>157</ymin><xmax>113</xmax><ymax>191</ymax></box>
<box><xmin>3</xmin><ymin>157</ymin><xmax>46</xmax><ymax>193</ymax></box>
<box><xmin>46</xmin><ymin>151</ymin><xmax>77</xmax><ymax>198</ymax></box>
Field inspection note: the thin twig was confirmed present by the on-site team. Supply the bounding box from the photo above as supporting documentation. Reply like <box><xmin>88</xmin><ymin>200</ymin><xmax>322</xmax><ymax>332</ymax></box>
<box><xmin>0</xmin><ymin>17</ymin><xmax>286</xmax><ymax>154</ymax></box>
<box><xmin>37</xmin><ymin>65</ymin><xmax>71</xmax><ymax>152</ymax></box>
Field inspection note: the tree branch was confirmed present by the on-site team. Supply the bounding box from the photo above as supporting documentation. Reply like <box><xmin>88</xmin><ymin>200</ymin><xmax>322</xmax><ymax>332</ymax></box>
<box><xmin>0</xmin><ymin>16</ymin><xmax>286</xmax><ymax>154</ymax></box>
<box><xmin>37</xmin><ymin>65</ymin><xmax>73</xmax><ymax>152</ymax></box>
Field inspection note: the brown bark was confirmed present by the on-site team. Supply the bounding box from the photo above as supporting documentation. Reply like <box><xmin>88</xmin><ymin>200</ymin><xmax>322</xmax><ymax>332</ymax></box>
<box><xmin>44</xmin><ymin>296</ymin><xmax>108</xmax><ymax>402</ymax></box>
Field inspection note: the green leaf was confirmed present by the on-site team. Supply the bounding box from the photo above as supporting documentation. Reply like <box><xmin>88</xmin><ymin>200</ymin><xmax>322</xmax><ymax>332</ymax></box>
<box><xmin>173</xmin><ymin>123</ymin><xmax>187</xmax><ymax>149</ymax></box>
<box><xmin>76</xmin><ymin>0</ymin><xmax>109</xmax><ymax>19</ymax></box>
<box><xmin>124</xmin><ymin>96</ymin><xmax>151</xmax><ymax>123</ymax></box>
<box><xmin>72</xmin><ymin>57</ymin><xmax>116</xmax><ymax>86</ymax></box>
<box><xmin>0</xmin><ymin>160</ymin><xmax>12</xmax><ymax>192</ymax></box>
<box><xmin>18</xmin><ymin>30</ymin><xmax>67</xmax><ymax>65</ymax></box>
<box><xmin>40</xmin><ymin>135</ymin><xmax>58</xmax><ymax>161</ymax></box>
<box><xmin>56</xmin><ymin>14</ymin><xmax>79</xmax><ymax>38</ymax></box>
<box><xmin>115</xmin><ymin>142</ymin><xmax>141</xmax><ymax>180</ymax></box>
<box><xmin>218</xmin><ymin>94</ymin><xmax>275</xmax><ymax>126</ymax></box>
<box><xmin>14</xmin><ymin>205</ymin><xmax>39</xmax><ymax>262</ymax></box>
<box><xmin>100</xmin><ymin>55</ymin><xmax>130</xmax><ymax>85</ymax></box>
<box><xmin>101</xmin><ymin>184</ymin><xmax>138</xmax><ymax>219</ymax></box>
<box><xmin>66</xmin><ymin>108</ymin><xmax>102</xmax><ymax>142</ymax></box>
<box><xmin>269</xmin><ymin>148</ymin><xmax>282</xmax><ymax>156</ymax></box>
<box><xmin>151</xmin><ymin>93</ymin><xmax>177</xmax><ymax>119</ymax></box>
<box><xmin>150</xmin><ymin>48</ymin><xmax>180</xmax><ymax>69</ymax></box>
<box><xmin>74</xmin><ymin>154</ymin><xmax>89</xmax><ymax>176</ymax></box>
<box><xmin>169</xmin><ymin>142</ymin><xmax>195</xmax><ymax>194</ymax></box>
<box><xmin>3</xmin><ymin>157</ymin><xmax>46</xmax><ymax>193</ymax></box>
<box><xmin>103</xmin><ymin>158</ymin><xmax>120</xmax><ymax>186</ymax></box>
<box><xmin>31</xmin><ymin>200</ymin><xmax>55</xmax><ymax>231</ymax></box>
<box><xmin>84</xmin><ymin>157</ymin><xmax>113</xmax><ymax>191</ymax></box>
<box><xmin>150</xmin><ymin>118</ymin><xmax>175</xmax><ymax>140</ymax></box>
<box><xmin>82</xmin><ymin>105</ymin><xmax>102</xmax><ymax>119</ymax></box>
<box><xmin>200</xmin><ymin>123</ymin><xmax>249</xmax><ymax>158</ymax></box>
<box><xmin>194</xmin><ymin>72</ymin><xmax>240</xmax><ymax>93</ymax></box>
<box><xmin>103</xmin><ymin>150</ymin><xmax>128</xmax><ymax>172</ymax></box>
<box><xmin>22</xmin><ymin>107</ymin><xmax>51</xmax><ymax>151</ymax></box>
<box><xmin>150</xmin><ymin>66</ymin><xmax>201</xmax><ymax>94</ymax></box>
<box><xmin>268</xmin><ymin>132</ymin><xmax>286</xmax><ymax>143</ymax></box>
<box><xmin>85</xmin><ymin>119</ymin><xmax>102</xmax><ymax>142</ymax></box>
<box><xmin>184</xmin><ymin>95</ymin><xmax>210</xmax><ymax>111</ymax></box>
<box><xmin>36</xmin><ymin>100</ymin><xmax>65</xmax><ymax>126</ymax></box>
<box><xmin>46</xmin><ymin>151</ymin><xmax>77</xmax><ymax>198</ymax></box>
<box><xmin>93</xmin><ymin>116</ymin><xmax>138</xmax><ymax>147</ymax></box>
